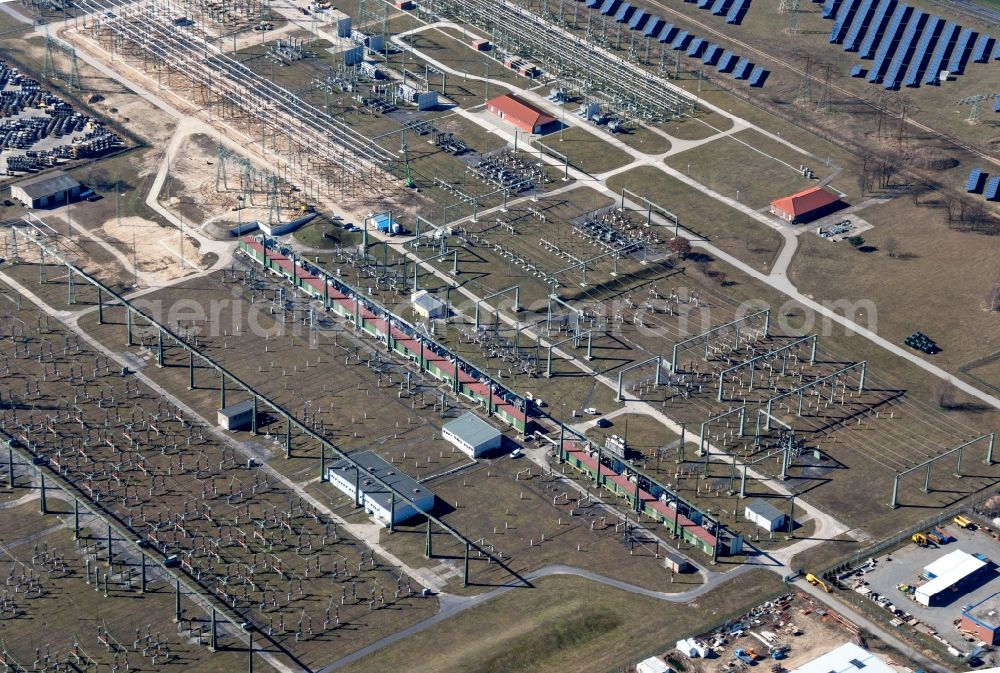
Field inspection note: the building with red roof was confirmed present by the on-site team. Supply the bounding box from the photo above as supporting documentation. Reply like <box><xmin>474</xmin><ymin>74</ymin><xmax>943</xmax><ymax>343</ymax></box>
<box><xmin>769</xmin><ymin>186</ymin><xmax>842</xmax><ymax>223</ymax></box>
<box><xmin>486</xmin><ymin>94</ymin><xmax>557</xmax><ymax>134</ymax></box>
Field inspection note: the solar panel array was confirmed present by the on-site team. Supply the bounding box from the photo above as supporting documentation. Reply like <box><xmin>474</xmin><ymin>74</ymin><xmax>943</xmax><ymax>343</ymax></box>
<box><xmin>572</xmin><ymin>0</ymin><xmax>770</xmax><ymax>86</ymax></box>
<box><xmin>822</xmin><ymin>0</ymin><xmax>996</xmax><ymax>89</ymax></box>
<box><xmin>682</xmin><ymin>0</ymin><xmax>751</xmax><ymax>23</ymax></box>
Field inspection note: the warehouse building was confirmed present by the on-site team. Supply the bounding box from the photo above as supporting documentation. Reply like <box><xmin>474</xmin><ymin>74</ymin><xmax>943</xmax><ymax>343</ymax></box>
<box><xmin>217</xmin><ymin>400</ymin><xmax>255</xmax><ymax>431</ymax></box>
<box><xmin>769</xmin><ymin>186</ymin><xmax>841</xmax><ymax>223</ymax></box>
<box><xmin>961</xmin><ymin>592</ymin><xmax>1000</xmax><ymax>644</ymax></box>
<box><xmin>486</xmin><ymin>94</ymin><xmax>557</xmax><ymax>134</ymax></box>
<box><xmin>790</xmin><ymin>643</ymin><xmax>894</xmax><ymax>673</ymax></box>
<box><xmin>327</xmin><ymin>450</ymin><xmax>434</xmax><ymax>526</ymax></box>
<box><xmin>442</xmin><ymin>412</ymin><xmax>502</xmax><ymax>458</ymax></box>
<box><xmin>10</xmin><ymin>171</ymin><xmax>82</xmax><ymax>208</ymax></box>
<box><xmin>744</xmin><ymin>498</ymin><xmax>789</xmax><ymax>533</ymax></box>
<box><xmin>915</xmin><ymin>549</ymin><xmax>990</xmax><ymax>607</ymax></box>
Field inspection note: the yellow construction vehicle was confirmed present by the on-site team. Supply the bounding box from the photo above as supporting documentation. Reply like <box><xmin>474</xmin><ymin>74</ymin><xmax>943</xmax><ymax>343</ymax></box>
<box><xmin>912</xmin><ymin>533</ymin><xmax>928</xmax><ymax>546</ymax></box>
<box><xmin>806</xmin><ymin>573</ymin><xmax>832</xmax><ymax>593</ymax></box>
<box><xmin>954</xmin><ymin>515</ymin><xmax>974</xmax><ymax>529</ymax></box>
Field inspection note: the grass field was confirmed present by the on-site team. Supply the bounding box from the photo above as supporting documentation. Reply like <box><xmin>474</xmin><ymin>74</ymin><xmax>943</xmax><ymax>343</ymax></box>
<box><xmin>337</xmin><ymin>569</ymin><xmax>785</xmax><ymax>673</ymax></box>
<box><xmin>606</xmin><ymin>166</ymin><xmax>784</xmax><ymax>271</ymax></box>
<box><xmin>788</xmin><ymin>192</ymin><xmax>1000</xmax><ymax>380</ymax></box>
<box><xmin>658</xmin><ymin>110</ymin><xmax>734</xmax><ymax>141</ymax></box>
<box><xmin>529</xmin><ymin>125</ymin><xmax>634</xmax><ymax>175</ymax></box>
<box><xmin>618</xmin><ymin>123</ymin><xmax>673</xmax><ymax>155</ymax></box>
<box><xmin>665</xmin><ymin>130</ymin><xmax>818</xmax><ymax>210</ymax></box>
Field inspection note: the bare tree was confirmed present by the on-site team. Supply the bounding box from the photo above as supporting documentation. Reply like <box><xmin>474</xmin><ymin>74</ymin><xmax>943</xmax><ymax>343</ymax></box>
<box><xmin>883</xmin><ymin>236</ymin><xmax>901</xmax><ymax>258</ymax></box>
<box><xmin>936</xmin><ymin>380</ymin><xmax>956</xmax><ymax>410</ymax></box>
<box><xmin>988</xmin><ymin>284</ymin><xmax>1000</xmax><ymax>312</ymax></box>
<box><xmin>667</xmin><ymin>236</ymin><xmax>692</xmax><ymax>259</ymax></box>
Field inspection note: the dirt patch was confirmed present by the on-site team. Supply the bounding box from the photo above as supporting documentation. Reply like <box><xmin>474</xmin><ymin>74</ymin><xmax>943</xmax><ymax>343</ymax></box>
<box><xmin>101</xmin><ymin>216</ymin><xmax>208</xmax><ymax>282</ymax></box>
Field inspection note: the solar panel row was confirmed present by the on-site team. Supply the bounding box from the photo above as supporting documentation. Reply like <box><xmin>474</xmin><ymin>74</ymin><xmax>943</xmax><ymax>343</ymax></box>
<box><xmin>946</xmin><ymin>26</ymin><xmax>975</xmax><ymax>74</ymax></box>
<box><xmin>673</xmin><ymin>0</ymin><xmax>751</xmax><ymax>22</ymax></box>
<box><xmin>985</xmin><ymin>176</ymin><xmax>1000</xmax><ymax>201</ymax></box>
<box><xmin>747</xmin><ymin>66</ymin><xmax>768</xmax><ymax>87</ymax></box>
<box><xmin>882</xmin><ymin>9</ymin><xmax>926</xmax><ymax>88</ymax></box>
<box><xmin>966</xmin><ymin>168</ymin><xmax>984</xmax><ymax>193</ymax></box>
<box><xmin>711</xmin><ymin>0</ymin><xmax>731</xmax><ymax>16</ymax></box>
<box><xmin>841</xmin><ymin>0</ymin><xmax>875</xmax><ymax>49</ymax></box>
<box><xmin>868</xmin><ymin>3</ymin><xmax>912</xmax><ymax>83</ymax></box>
<box><xmin>822</xmin><ymin>0</ymin><xmax>842</xmax><ymax>19</ymax></box>
<box><xmin>643</xmin><ymin>16</ymin><xmax>664</xmax><ymax>36</ymax></box>
<box><xmin>924</xmin><ymin>21</ymin><xmax>959</xmax><ymax>84</ymax></box>
<box><xmin>628</xmin><ymin>9</ymin><xmax>649</xmax><ymax>29</ymax></box>
<box><xmin>599</xmin><ymin>0</ymin><xmax>619</xmax><ymax>15</ymax></box>
<box><xmin>725</xmin><ymin>0</ymin><xmax>751</xmax><ymax>23</ymax></box>
<box><xmin>829</xmin><ymin>0</ymin><xmax>861</xmax><ymax>44</ymax></box>
<box><xmin>733</xmin><ymin>57</ymin><xmax>754</xmax><ymax>79</ymax></box>
<box><xmin>903</xmin><ymin>15</ymin><xmax>943</xmax><ymax>87</ymax></box>
<box><xmin>856</xmin><ymin>0</ymin><xmax>895</xmax><ymax>58</ymax></box>
<box><xmin>687</xmin><ymin>37</ymin><xmax>707</xmax><ymax>57</ymax></box>
<box><xmin>972</xmin><ymin>34</ymin><xmax>993</xmax><ymax>63</ymax></box>
<box><xmin>703</xmin><ymin>43</ymin><xmax>722</xmax><ymax>65</ymax></box>
<box><xmin>614</xmin><ymin>2</ymin><xmax>634</xmax><ymax>22</ymax></box>
<box><xmin>717</xmin><ymin>51</ymin><xmax>737</xmax><ymax>72</ymax></box>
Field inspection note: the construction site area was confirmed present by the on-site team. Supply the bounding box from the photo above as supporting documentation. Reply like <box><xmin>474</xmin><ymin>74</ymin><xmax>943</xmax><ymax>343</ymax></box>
<box><xmin>1</xmin><ymin>0</ymin><xmax>999</xmax><ymax>669</ymax></box>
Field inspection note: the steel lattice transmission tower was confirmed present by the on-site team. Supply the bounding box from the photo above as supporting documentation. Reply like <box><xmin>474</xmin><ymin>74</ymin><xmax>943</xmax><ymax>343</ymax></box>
<box><xmin>958</xmin><ymin>94</ymin><xmax>994</xmax><ymax>125</ymax></box>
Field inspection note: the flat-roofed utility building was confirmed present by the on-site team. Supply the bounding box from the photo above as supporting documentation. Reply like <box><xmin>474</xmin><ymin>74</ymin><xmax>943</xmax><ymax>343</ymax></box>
<box><xmin>10</xmin><ymin>171</ymin><xmax>81</xmax><ymax>208</ymax></box>
<box><xmin>327</xmin><ymin>450</ymin><xmax>434</xmax><ymax>526</ymax></box>
<box><xmin>961</xmin><ymin>592</ymin><xmax>1000</xmax><ymax>644</ymax></box>
<box><xmin>744</xmin><ymin>498</ymin><xmax>788</xmax><ymax>532</ymax></box>
<box><xmin>915</xmin><ymin>549</ymin><xmax>990</xmax><ymax>606</ymax></box>
<box><xmin>217</xmin><ymin>400</ymin><xmax>255</xmax><ymax>431</ymax></box>
<box><xmin>442</xmin><ymin>412</ymin><xmax>502</xmax><ymax>458</ymax></box>
<box><xmin>411</xmin><ymin>290</ymin><xmax>446</xmax><ymax>319</ymax></box>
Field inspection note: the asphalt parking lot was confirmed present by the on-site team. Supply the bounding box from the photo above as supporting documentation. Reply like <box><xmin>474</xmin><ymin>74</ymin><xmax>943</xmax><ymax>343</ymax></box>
<box><xmin>854</xmin><ymin>522</ymin><xmax>1000</xmax><ymax>636</ymax></box>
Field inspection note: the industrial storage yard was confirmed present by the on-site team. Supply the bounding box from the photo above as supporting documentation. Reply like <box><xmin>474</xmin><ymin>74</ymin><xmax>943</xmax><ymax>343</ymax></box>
<box><xmin>0</xmin><ymin>0</ymin><xmax>999</xmax><ymax>669</ymax></box>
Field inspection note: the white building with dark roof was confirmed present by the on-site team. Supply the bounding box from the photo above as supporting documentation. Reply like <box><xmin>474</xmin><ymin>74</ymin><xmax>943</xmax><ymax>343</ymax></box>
<box><xmin>10</xmin><ymin>170</ymin><xmax>81</xmax><ymax>208</ymax></box>
<box><xmin>327</xmin><ymin>450</ymin><xmax>434</xmax><ymax>526</ymax></box>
